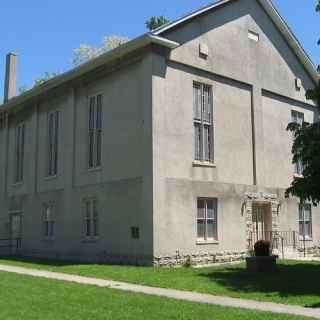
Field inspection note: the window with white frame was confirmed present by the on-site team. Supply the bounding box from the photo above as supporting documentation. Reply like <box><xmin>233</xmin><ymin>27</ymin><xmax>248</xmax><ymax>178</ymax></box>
<box><xmin>299</xmin><ymin>204</ymin><xmax>312</xmax><ymax>239</ymax></box>
<box><xmin>88</xmin><ymin>94</ymin><xmax>102</xmax><ymax>169</ymax></box>
<box><xmin>47</xmin><ymin>110</ymin><xmax>59</xmax><ymax>176</ymax></box>
<box><xmin>83</xmin><ymin>198</ymin><xmax>98</xmax><ymax>239</ymax></box>
<box><xmin>15</xmin><ymin>123</ymin><xmax>25</xmax><ymax>183</ymax></box>
<box><xmin>193</xmin><ymin>83</ymin><xmax>213</xmax><ymax>162</ymax></box>
<box><xmin>197</xmin><ymin>198</ymin><xmax>218</xmax><ymax>241</ymax></box>
<box><xmin>291</xmin><ymin>110</ymin><xmax>304</xmax><ymax>175</ymax></box>
<box><xmin>43</xmin><ymin>203</ymin><xmax>55</xmax><ymax>239</ymax></box>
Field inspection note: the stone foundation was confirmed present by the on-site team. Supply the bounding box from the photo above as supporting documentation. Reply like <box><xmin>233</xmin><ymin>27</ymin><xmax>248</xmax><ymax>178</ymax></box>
<box><xmin>298</xmin><ymin>246</ymin><xmax>320</xmax><ymax>258</ymax></box>
<box><xmin>153</xmin><ymin>250</ymin><xmax>248</xmax><ymax>267</ymax></box>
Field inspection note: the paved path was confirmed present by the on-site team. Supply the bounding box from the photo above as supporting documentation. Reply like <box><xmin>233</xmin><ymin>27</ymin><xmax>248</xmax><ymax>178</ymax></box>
<box><xmin>0</xmin><ymin>264</ymin><xmax>319</xmax><ymax>319</ymax></box>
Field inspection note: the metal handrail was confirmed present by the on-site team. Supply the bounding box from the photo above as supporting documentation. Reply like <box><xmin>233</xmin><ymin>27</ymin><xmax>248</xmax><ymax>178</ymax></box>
<box><xmin>249</xmin><ymin>231</ymin><xmax>300</xmax><ymax>259</ymax></box>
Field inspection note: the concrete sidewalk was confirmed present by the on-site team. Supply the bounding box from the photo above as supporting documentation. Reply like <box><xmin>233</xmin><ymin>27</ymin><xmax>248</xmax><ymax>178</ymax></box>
<box><xmin>0</xmin><ymin>264</ymin><xmax>319</xmax><ymax>319</ymax></box>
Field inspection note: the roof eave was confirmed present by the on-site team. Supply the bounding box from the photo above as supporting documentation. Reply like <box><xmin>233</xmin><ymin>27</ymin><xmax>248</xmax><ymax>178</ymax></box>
<box><xmin>152</xmin><ymin>0</ymin><xmax>232</xmax><ymax>35</ymax></box>
<box><xmin>0</xmin><ymin>34</ymin><xmax>179</xmax><ymax>113</ymax></box>
<box><xmin>258</xmin><ymin>0</ymin><xmax>319</xmax><ymax>84</ymax></box>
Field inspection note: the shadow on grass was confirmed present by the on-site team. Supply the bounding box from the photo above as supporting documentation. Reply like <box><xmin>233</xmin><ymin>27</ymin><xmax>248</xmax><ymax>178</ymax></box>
<box><xmin>198</xmin><ymin>262</ymin><xmax>320</xmax><ymax>307</ymax></box>
<box><xmin>0</xmin><ymin>256</ymin><xmax>87</xmax><ymax>267</ymax></box>
<box><xmin>305</xmin><ymin>303</ymin><xmax>320</xmax><ymax>309</ymax></box>
<box><xmin>0</xmin><ymin>255</ymin><xmax>149</xmax><ymax>268</ymax></box>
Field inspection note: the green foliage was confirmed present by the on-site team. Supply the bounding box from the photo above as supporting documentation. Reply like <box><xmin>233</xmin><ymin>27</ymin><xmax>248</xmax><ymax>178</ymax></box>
<box><xmin>2</xmin><ymin>257</ymin><xmax>320</xmax><ymax>307</ymax></box>
<box><xmin>286</xmin><ymin>3</ymin><xmax>320</xmax><ymax>204</ymax></box>
<box><xmin>286</xmin><ymin>82</ymin><xmax>320</xmax><ymax>205</ymax></box>
<box><xmin>18</xmin><ymin>85</ymin><xmax>29</xmax><ymax>95</ymax></box>
<box><xmin>306</xmin><ymin>80</ymin><xmax>320</xmax><ymax>104</ymax></box>
<box><xmin>1</xmin><ymin>271</ymin><xmax>304</xmax><ymax>320</ymax></box>
<box><xmin>33</xmin><ymin>71</ymin><xmax>60</xmax><ymax>87</ymax></box>
<box><xmin>183</xmin><ymin>255</ymin><xmax>192</xmax><ymax>268</ymax></box>
<box><xmin>71</xmin><ymin>35</ymin><xmax>129</xmax><ymax>66</ymax></box>
<box><xmin>18</xmin><ymin>72</ymin><xmax>60</xmax><ymax>95</ymax></box>
<box><xmin>146</xmin><ymin>16</ymin><xmax>169</xmax><ymax>31</ymax></box>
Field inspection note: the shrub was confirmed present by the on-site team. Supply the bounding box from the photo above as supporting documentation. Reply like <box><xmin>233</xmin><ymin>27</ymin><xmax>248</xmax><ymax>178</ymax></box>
<box><xmin>184</xmin><ymin>255</ymin><xmax>192</xmax><ymax>268</ymax></box>
<box><xmin>254</xmin><ymin>240</ymin><xmax>271</xmax><ymax>257</ymax></box>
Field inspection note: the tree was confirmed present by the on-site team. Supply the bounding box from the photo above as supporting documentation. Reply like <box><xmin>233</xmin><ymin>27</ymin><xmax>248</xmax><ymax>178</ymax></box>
<box><xmin>19</xmin><ymin>71</ymin><xmax>60</xmax><ymax>94</ymax></box>
<box><xmin>146</xmin><ymin>16</ymin><xmax>169</xmax><ymax>31</ymax></box>
<box><xmin>18</xmin><ymin>85</ymin><xmax>29</xmax><ymax>95</ymax></box>
<box><xmin>18</xmin><ymin>35</ymin><xmax>129</xmax><ymax>94</ymax></box>
<box><xmin>33</xmin><ymin>71</ymin><xmax>60</xmax><ymax>87</ymax></box>
<box><xmin>71</xmin><ymin>35</ymin><xmax>129</xmax><ymax>66</ymax></box>
<box><xmin>286</xmin><ymin>2</ymin><xmax>320</xmax><ymax>205</ymax></box>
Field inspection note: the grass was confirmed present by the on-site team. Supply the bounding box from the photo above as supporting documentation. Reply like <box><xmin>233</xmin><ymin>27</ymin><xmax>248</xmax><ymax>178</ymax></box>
<box><xmin>0</xmin><ymin>271</ymin><xmax>313</xmax><ymax>320</ymax></box>
<box><xmin>0</xmin><ymin>257</ymin><xmax>320</xmax><ymax>307</ymax></box>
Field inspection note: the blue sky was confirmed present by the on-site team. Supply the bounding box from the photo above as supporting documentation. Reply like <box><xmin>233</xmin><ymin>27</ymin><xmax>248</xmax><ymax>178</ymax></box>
<box><xmin>0</xmin><ymin>0</ymin><xmax>318</xmax><ymax>98</ymax></box>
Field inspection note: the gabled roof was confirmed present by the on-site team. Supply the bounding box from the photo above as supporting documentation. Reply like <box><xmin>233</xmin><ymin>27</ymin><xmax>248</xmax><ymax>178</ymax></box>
<box><xmin>152</xmin><ymin>0</ymin><xmax>319</xmax><ymax>84</ymax></box>
<box><xmin>0</xmin><ymin>0</ymin><xmax>318</xmax><ymax>112</ymax></box>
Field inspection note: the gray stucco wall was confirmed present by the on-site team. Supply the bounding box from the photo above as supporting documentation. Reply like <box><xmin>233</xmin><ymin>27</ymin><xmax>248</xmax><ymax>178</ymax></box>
<box><xmin>151</xmin><ymin>0</ymin><xmax>319</xmax><ymax>263</ymax></box>
<box><xmin>0</xmin><ymin>52</ymin><xmax>155</xmax><ymax>264</ymax></box>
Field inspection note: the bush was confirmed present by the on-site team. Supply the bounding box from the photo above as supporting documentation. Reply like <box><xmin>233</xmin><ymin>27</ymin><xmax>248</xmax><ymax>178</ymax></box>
<box><xmin>254</xmin><ymin>240</ymin><xmax>271</xmax><ymax>257</ymax></box>
<box><xmin>184</xmin><ymin>256</ymin><xmax>192</xmax><ymax>268</ymax></box>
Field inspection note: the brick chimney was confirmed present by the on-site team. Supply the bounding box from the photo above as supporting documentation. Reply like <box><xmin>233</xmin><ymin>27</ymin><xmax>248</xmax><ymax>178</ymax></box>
<box><xmin>3</xmin><ymin>52</ymin><xmax>17</xmax><ymax>103</ymax></box>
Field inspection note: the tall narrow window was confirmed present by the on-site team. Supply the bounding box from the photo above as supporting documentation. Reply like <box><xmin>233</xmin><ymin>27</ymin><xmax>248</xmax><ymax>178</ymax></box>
<box><xmin>197</xmin><ymin>198</ymin><xmax>218</xmax><ymax>241</ymax></box>
<box><xmin>193</xmin><ymin>83</ymin><xmax>213</xmax><ymax>162</ymax></box>
<box><xmin>47</xmin><ymin>111</ymin><xmax>59</xmax><ymax>176</ymax></box>
<box><xmin>299</xmin><ymin>204</ymin><xmax>312</xmax><ymax>239</ymax></box>
<box><xmin>88</xmin><ymin>94</ymin><xmax>103</xmax><ymax>169</ymax></box>
<box><xmin>291</xmin><ymin>110</ymin><xmax>304</xmax><ymax>175</ymax></box>
<box><xmin>15</xmin><ymin>123</ymin><xmax>25</xmax><ymax>183</ymax></box>
<box><xmin>83</xmin><ymin>198</ymin><xmax>99</xmax><ymax>240</ymax></box>
<box><xmin>43</xmin><ymin>204</ymin><xmax>55</xmax><ymax>240</ymax></box>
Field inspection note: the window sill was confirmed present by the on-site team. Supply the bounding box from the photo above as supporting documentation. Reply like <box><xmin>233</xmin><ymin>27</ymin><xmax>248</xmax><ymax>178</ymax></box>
<box><xmin>44</xmin><ymin>175</ymin><xmax>58</xmax><ymax>181</ymax></box>
<box><xmin>196</xmin><ymin>240</ymin><xmax>219</xmax><ymax>245</ymax></box>
<box><xmin>88</xmin><ymin>167</ymin><xmax>102</xmax><ymax>173</ymax></box>
<box><xmin>12</xmin><ymin>182</ymin><xmax>23</xmax><ymax>188</ymax></box>
<box><xmin>82</xmin><ymin>238</ymin><xmax>99</xmax><ymax>243</ymax></box>
<box><xmin>293</xmin><ymin>173</ymin><xmax>303</xmax><ymax>178</ymax></box>
<box><xmin>193</xmin><ymin>161</ymin><xmax>216</xmax><ymax>168</ymax></box>
<box><xmin>299</xmin><ymin>236</ymin><xmax>313</xmax><ymax>242</ymax></box>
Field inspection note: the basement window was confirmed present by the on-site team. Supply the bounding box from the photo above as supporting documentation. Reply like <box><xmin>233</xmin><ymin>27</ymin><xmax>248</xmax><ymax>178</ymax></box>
<box><xmin>248</xmin><ymin>30</ymin><xmax>259</xmax><ymax>42</ymax></box>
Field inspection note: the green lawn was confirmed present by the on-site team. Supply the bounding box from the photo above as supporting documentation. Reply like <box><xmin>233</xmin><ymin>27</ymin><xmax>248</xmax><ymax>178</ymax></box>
<box><xmin>0</xmin><ymin>271</ymin><xmax>313</xmax><ymax>320</ymax></box>
<box><xmin>0</xmin><ymin>258</ymin><xmax>320</xmax><ymax>307</ymax></box>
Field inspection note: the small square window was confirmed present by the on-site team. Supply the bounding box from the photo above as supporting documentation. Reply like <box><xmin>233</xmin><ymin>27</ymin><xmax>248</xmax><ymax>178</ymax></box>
<box><xmin>295</xmin><ymin>78</ymin><xmax>302</xmax><ymax>90</ymax></box>
<box><xmin>131</xmin><ymin>227</ymin><xmax>140</xmax><ymax>239</ymax></box>
<box><xmin>199</xmin><ymin>43</ymin><xmax>209</xmax><ymax>58</ymax></box>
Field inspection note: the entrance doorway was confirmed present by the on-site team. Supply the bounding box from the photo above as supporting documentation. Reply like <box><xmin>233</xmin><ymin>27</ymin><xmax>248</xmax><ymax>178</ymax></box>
<box><xmin>252</xmin><ymin>202</ymin><xmax>272</xmax><ymax>241</ymax></box>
